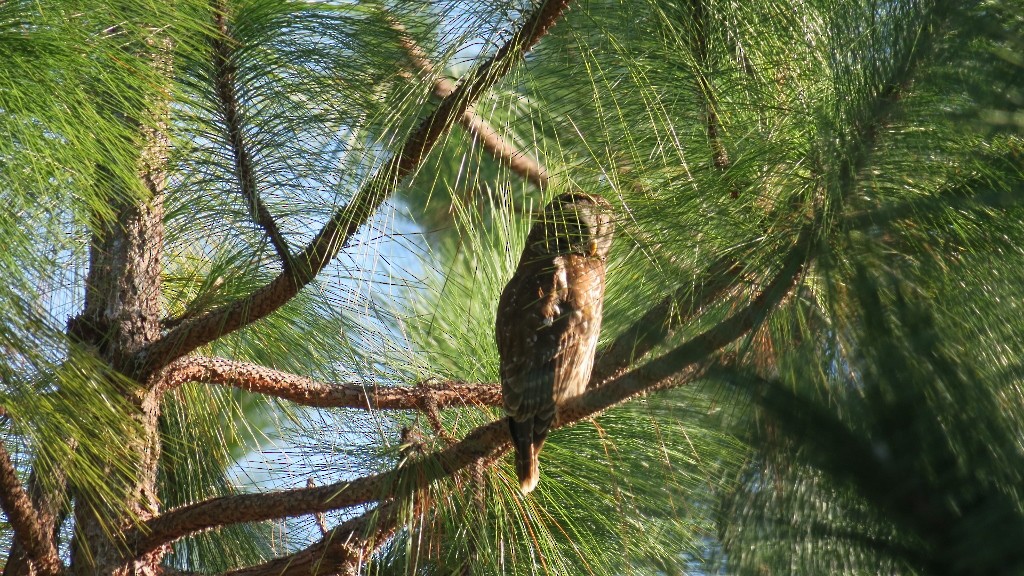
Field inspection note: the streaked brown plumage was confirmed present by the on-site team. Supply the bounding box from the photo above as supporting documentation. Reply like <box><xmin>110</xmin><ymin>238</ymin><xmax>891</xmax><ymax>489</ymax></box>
<box><xmin>496</xmin><ymin>192</ymin><xmax>614</xmax><ymax>493</ymax></box>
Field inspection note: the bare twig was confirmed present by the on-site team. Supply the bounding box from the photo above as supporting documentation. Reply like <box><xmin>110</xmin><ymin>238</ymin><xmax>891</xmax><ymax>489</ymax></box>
<box><xmin>155</xmin><ymin>355</ymin><xmax>501</xmax><ymax>410</ymax></box>
<box><xmin>0</xmin><ymin>440</ymin><xmax>63</xmax><ymax>576</ymax></box>
<box><xmin>211</xmin><ymin>0</ymin><xmax>291</xmax><ymax>265</ymax></box>
<box><xmin>141</xmin><ymin>0</ymin><xmax>574</xmax><ymax>375</ymax></box>
<box><xmin>127</xmin><ymin>231</ymin><xmax>808</xmax><ymax>559</ymax></box>
<box><xmin>392</xmin><ymin>18</ymin><xmax>550</xmax><ymax>189</ymax></box>
<box><xmin>307</xmin><ymin>478</ymin><xmax>329</xmax><ymax>536</ymax></box>
<box><xmin>419</xmin><ymin>387</ymin><xmax>458</xmax><ymax>443</ymax></box>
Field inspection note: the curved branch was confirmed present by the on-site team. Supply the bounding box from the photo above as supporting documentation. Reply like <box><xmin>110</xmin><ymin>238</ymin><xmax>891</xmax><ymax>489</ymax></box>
<box><xmin>211</xmin><ymin>0</ymin><xmax>291</xmax><ymax>265</ymax></box>
<box><xmin>392</xmin><ymin>19</ymin><xmax>550</xmax><ymax>189</ymax></box>
<box><xmin>129</xmin><ymin>418</ymin><xmax>507</xmax><ymax>559</ymax></box>
<box><xmin>4</xmin><ymin>463</ymin><xmax>71</xmax><ymax>576</ymax></box>
<box><xmin>156</xmin><ymin>355</ymin><xmax>501</xmax><ymax>410</ymax></box>
<box><xmin>140</xmin><ymin>0</ymin><xmax>575</xmax><ymax>375</ymax></box>
<box><xmin>0</xmin><ymin>440</ymin><xmax>62</xmax><ymax>576</ymax></box>
<box><xmin>590</xmin><ymin>254</ymin><xmax>743</xmax><ymax>386</ymax></box>
<box><xmin>127</xmin><ymin>231</ymin><xmax>808</xmax><ymax>559</ymax></box>
<box><xmin>461</xmin><ymin>99</ymin><xmax>551</xmax><ymax>190</ymax></box>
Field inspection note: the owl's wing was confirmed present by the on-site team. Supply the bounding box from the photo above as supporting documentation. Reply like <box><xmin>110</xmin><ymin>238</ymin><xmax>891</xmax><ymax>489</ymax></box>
<box><xmin>497</xmin><ymin>258</ymin><xmax>571</xmax><ymax>426</ymax></box>
<box><xmin>498</xmin><ymin>255</ymin><xmax>606</xmax><ymax>493</ymax></box>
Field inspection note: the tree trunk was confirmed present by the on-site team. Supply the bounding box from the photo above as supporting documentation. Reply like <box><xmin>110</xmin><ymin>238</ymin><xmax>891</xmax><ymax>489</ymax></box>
<box><xmin>66</xmin><ymin>37</ymin><xmax>171</xmax><ymax>576</ymax></box>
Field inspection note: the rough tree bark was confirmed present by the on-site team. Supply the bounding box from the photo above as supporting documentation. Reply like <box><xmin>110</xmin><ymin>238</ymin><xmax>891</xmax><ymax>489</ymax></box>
<box><xmin>64</xmin><ymin>35</ymin><xmax>172</xmax><ymax>576</ymax></box>
<box><xmin>0</xmin><ymin>447</ymin><xmax>63</xmax><ymax>576</ymax></box>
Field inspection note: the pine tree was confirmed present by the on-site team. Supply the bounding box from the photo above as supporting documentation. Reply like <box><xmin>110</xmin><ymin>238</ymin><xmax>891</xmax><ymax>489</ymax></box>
<box><xmin>0</xmin><ymin>0</ymin><xmax>1021</xmax><ymax>574</ymax></box>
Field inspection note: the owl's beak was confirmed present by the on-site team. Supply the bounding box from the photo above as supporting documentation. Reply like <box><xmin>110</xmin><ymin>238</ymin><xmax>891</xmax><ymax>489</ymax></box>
<box><xmin>587</xmin><ymin>239</ymin><xmax>599</xmax><ymax>257</ymax></box>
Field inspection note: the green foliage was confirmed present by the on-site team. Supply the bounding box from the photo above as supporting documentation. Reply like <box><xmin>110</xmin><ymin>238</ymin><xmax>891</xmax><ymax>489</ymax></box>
<box><xmin>1</xmin><ymin>0</ymin><xmax>1022</xmax><ymax>573</ymax></box>
<box><xmin>0</xmin><ymin>0</ymin><xmax>185</xmax><ymax>542</ymax></box>
<box><xmin>721</xmin><ymin>263</ymin><xmax>1024</xmax><ymax>575</ymax></box>
<box><xmin>388</xmin><ymin>0</ymin><xmax>1024</xmax><ymax>573</ymax></box>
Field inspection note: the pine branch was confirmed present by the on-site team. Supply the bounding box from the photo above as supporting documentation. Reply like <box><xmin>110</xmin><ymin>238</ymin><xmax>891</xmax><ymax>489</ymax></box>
<box><xmin>155</xmin><ymin>355</ymin><xmax>501</xmax><ymax>410</ymax></box>
<box><xmin>391</xmin><ymin>18</ymin><xmax>550</xmax><ymax>190</ymax></box>
<box><xmin>126</xmin><ymin>230</ymin><xmax>809</xmax><ymax>559</ymax></box>
<box><xmin>127</xmin><ymin>417</ymin><xmax>505</xmax><ymax>558</ymax></box>
<box><xmin>210</xmin><ymin>0</ymin><xmax>291</xmax><ymax>266</ymax></box>
<box><xmin>218</xmin><ymin>501</ymin><xmax>401</xmax><ymax>576</ymax></box>
<box><xmin>141</xmin><ymin>0</ymin><xmax>575</xmax><ymax>375</ymax></box>
<box><xmin>834</xmin><ymin>2</ymin><xmax>952</xmax><ymax>204</ymax></box>
<box><xmin>688</xmin><ymin>0</ymin><xmax>730</xmax><ymax>171</ymax></box>
<box><xmin>4</xmin><ymin>463</ymin><xmax>71</xmax><ymax>576</ymax></box>
<box><xmin>590</xmin><ymin>254</ymin><xmax>743</xmax><ymax>387</ymax></box>
<box><xmin>0</xmin><ymin>437</ymin><xmax>63</xmax><ymax>576</ymax></box>
<box><xmin>843</xmin><ymin>151</ymin><xmax>1024</xmax><ymax>230</ymax></box>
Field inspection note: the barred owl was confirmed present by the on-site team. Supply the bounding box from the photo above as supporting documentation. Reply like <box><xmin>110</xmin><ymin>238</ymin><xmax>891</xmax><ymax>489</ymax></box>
<box><xmin>496</xmin><ymin>192</ymin><xmax>614</xmax><ymax>493</ymax></box>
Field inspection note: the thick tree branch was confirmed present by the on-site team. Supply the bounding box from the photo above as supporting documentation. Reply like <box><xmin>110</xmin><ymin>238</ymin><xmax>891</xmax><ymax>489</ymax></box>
<box><xmin>4</xmin><ymin>462</ymin><xmax>72</xmax><ymax>576</ymax></box>
<box><xmin>155</xmin><ymin>355</ymin><xmax>501</xmax><ymax>410</ymax></box>
<box><xmin>392</xmin><ymin>19</ymin><xmax>550</xmax><ymax>190</ymax></box>
<box><xmin>159</xmin><ymin>256</ymin><xmax>741</xmax><ymax>414</ymax></box>
<box><xmin>211</xmin><ymin>0</ymin><xmax>291</xmax><ymax>266</ymax></box>
<box><xmin>128</xmin><ymin>418</ymin><xmax>507</xmax><ymax>558</ymax></box>
<box><xmin>127</xmin><ymin>230</ymin><xmax>808</xmax><ymax>559</ymax></box>
<box><xmin>0</xmin><ymin>440</ymin><xmax>62</xmax><ymax>576</ymax></box>
<box><xmin>141</xmin><ymin>0</ymin><xmax>574</xmax><ymax>375</ymax></box>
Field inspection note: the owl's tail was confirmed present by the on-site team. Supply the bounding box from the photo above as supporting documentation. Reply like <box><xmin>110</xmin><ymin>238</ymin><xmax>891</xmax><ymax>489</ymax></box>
<box><xmin>508</xmin><ymin>417</ymin><xmax>540</xmax><ymax>494</ymax></box>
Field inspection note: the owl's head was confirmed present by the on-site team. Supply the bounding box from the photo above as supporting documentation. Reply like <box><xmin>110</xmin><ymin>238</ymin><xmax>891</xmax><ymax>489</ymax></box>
<box><xmin>528</xmin><ymin>192</ymin><xmax>614</xmax><ymax>259</ymax></box>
